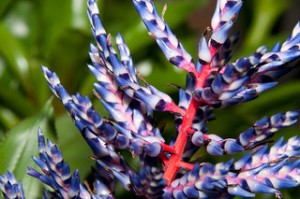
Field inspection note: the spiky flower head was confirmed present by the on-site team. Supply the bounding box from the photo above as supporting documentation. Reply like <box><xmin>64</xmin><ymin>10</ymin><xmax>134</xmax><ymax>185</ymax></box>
<box><xmin>0</xmin><ymin>171</ymin><xmax>25</xmax><ymax>199</ymax></box>
<box><xmin>40</xmin><ymin>0</ymin><xmax>300</xmax><ymax>198</ymax></box>
<box><xmin>27</xmin><ymin>129</ymin><xmax>114</xmax><ymax>199</ymax></box>
<box><xmin>1</xmin><ymin>0</ymin><xmax>299</xmax><ymax>198</ymax></box>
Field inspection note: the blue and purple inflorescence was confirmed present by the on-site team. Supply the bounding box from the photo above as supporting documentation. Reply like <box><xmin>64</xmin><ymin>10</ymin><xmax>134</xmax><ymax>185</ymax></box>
<box><xmin>1</xmin><ymin>0</ymin><xmax>300</xmax><ymax>198</ymax></box>
<box><xmin>0</xmin><ymin>171</ymin><xmax>25</xmax><ymax>199</ymax></box>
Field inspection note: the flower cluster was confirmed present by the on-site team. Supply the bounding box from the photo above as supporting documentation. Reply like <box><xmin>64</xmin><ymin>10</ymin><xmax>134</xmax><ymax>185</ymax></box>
<box><xmin>1</xmin><ymin>0</ymin><xmax>300</xmax><ymax>198</ymax></box>
<box><xmin>0</xmin><ymin>171</ymin><xmax>24</xmax><ymax>199</ymax></box>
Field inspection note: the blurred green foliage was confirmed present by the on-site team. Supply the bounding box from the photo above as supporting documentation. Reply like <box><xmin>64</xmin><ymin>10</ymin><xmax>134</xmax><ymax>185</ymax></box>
<box><xmin>0</xmin><ymin>0</ymin><xmax>299</xmax><ymax>198</ymax></box>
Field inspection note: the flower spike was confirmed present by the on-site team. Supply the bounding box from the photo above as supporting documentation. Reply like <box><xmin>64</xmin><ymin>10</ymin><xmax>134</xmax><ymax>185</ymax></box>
<box><xmin>188</xmin><ymin>20</ymin><xmax>300</xmax><ymax>109</ymax></box>
<box><xmin>0</xmin><ymin>172</ymin><xmax>25</xmax><ymax>199</ymax></box>
<box><xmin>191</xmin><ymin>111</ymin><xmax>300</xmax><ymax>155</ymax></box>
<box><xmin>129</xmin><ymin>156</ymin><xmax>165</xmax><ymax>199</ymax></box>
<box><xmin>42</xmin><ymin>65</ymin><xmax>164</xmax><ymax>157</ymax></box>
<box><xmin>25</xmin><ymin>0</ymin><xmax>300</xmax><ymax>198</ymax></box>
<box><xmin>27</xmin><ymin>129</ymin><xmax>92</xmax><ymax>199</ymax></box>
<box><xmin>133</xmin><ymin>0</ymin><xmax>196</xmax><ymax>73</ymax></box>
<box><xmin>165</xmin><ymin>137</ymin><xmax>300</xmax><ymax>198</ymax></box>
<box><xmin>88</xmin><ymin>0</ymin><xmax>184</xmax><ymax>115</ymax></box>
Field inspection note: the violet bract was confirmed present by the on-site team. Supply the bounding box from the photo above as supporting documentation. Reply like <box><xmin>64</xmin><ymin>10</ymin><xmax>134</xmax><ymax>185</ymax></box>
<box><xmin>1</xmin><ymin>0</ymin><xmax>300</xmax><ymax>198</ymax></box>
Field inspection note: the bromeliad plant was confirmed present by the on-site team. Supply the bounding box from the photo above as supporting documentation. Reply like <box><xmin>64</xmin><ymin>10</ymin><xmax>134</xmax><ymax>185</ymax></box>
<box><xmin>1</xmin><ymin>0</ymin><xmax>300</xmax><ymax>198</ymax></box>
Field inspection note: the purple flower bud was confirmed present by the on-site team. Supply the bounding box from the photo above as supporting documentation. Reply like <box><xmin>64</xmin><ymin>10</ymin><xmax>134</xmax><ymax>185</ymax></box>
<box><xmin>0</xmin><ymin>172</ymin><xmax>25</xmax><ymax>199</ymax></box>
<box><xmin>133</xmin><ymin>0</ymin><xmax>196</xmax><ymax>73</ymax></box>
<box><xmin>198</xmin><ymin>36</ymin><xmax>212</xmax><ymax>64</ymax></box>
<box><xmin>32</xmin><ymin>0</ymin><xmax>300</xmax><ymax>198</ymax></box>
<box><xmin>27</xmin><ymin>129</ymin><xmax>92</xmax><ymax>199</ymax></box>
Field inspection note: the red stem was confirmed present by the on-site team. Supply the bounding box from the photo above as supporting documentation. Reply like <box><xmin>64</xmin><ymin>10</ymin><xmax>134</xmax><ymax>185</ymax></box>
<box><xmin>162</xmin><ymin>63</ymin><xmax>212</xmax><ymax>184</ymax></box>
<box><xmin>163</xmin><ymin>98</ymin><xmax>200</xmax><ymax>184</ymax></box>
<box><xmin>179</xmin><ymin>161</ymin><xmax>195</xmax><ymax>171</ymax></box>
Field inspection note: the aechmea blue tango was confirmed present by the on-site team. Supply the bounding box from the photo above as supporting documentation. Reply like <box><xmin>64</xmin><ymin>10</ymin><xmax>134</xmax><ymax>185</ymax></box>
<box><xmin>0</xmin><ymin>172</ymin><xmax>25</xmax><ymax>199</ymax></box>
<box><xmin>1</xmin><ymin>0</ymin><xmax>300</xmax><ymax>198</ymax></box>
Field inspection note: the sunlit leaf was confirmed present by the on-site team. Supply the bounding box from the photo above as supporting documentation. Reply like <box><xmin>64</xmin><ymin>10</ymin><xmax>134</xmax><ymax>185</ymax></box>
<box><xmin>0</xmin><ymin>106</ymin><xmax>19</xmax><ymax>131</ymax></box>
<box><xmin>0</xmin><ymin>22</ymin><xmax>31</xmax><ymax>96</ymax></box>
<box><xmin>0</xmin><ymin>100</ymin><xmax>56</xmax><ymax>198</ymax></box>
<box><xmin>243</xmin><ymin>0</ymin><xmax>291</xmax><ymax>49</ymax></box>
<box><xmin>0</xmin><ymin>83</ymin><xmax>35</xmax><ymax>117</ymax></box>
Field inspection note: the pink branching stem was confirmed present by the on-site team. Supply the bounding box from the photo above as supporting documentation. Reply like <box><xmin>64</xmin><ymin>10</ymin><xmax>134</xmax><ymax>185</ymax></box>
<box><xmin>196</xmin><ymin>45</ymin><xmax>219</xmax><ymax>87</ymax></box>
<box><xmin>161</xmin><ymin>143</ymin><xmax>176</xmax><ymax>153</ymax></box>
<box><xmin>162</xmin><ymin>61</ymin><xmax>215</xmax><ymax>184</ymax></box>
<box><xmin>196</xmin><ymin>66</ymin><xmax>211</xmax><ymax>88</ymax></box>
<box><xmin>158</xmin><ymin>154</ymin><xmax>169</xmax><ymax>166</ymax></box>
<box><xmin>163</xmin><ymin>97</ymin><xmax>200</xmax><ymax>184</ymax></box>
<box><xmin>179</xmin><ymin>162</ymin><xmax>195</xmax><ymax>171</ymax></box>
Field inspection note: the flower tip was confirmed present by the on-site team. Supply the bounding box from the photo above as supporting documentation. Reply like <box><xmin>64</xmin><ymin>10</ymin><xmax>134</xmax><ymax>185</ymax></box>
<box><xmin>37</xmin><ymin>127</ymin><xmax>43</xmax><ymax>135</ymax></box>
<box><xmin>227</xmin><ymin>185</ymin><xmax>255</xmax><ymax>198</ymax></box>
<box><xmin>40</xmin><ymin>65</ymin><xmax>47</xmax><ymax>71</ymax></box>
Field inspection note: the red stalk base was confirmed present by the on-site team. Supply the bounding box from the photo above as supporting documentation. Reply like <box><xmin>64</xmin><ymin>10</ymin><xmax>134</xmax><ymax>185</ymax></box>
<box><xmin>163</xmin><ymin>98</ymin><xmax>200</xmax><ymax>184</ymax></box>
<box><xmin>162</xmin><ymin>63</ymin><xmax>213</xmax><ymax>185</ymax></box>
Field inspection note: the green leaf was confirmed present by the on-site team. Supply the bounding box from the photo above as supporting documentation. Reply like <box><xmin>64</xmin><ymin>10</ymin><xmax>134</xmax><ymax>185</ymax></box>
<box><xmin>37</xmin><ymin>0</ymin><xmax>72</xmax><ymax>55</ymax></box>
<box><xmin>0</xmin><ymin>22</ymin><xmax>32</xmax><ymax>96</ymax></box>
<box><xmin>0</xmin><ymin>0</ymin><xmax>11</xmax><ymax>17</ymax></box>
<box><xmin>70</xmin><ymin>0</ymin><xmax>90</xmax><ymax>30</ymax></box>
<box><xmin>243</xmin><ymin>0</ymin><xmax>290</xmax><ymax>49</ymax></box>
<box><xmin>0</xmin><ymin>99</ymin><xmax>56</xmax><ymax>198</ymax></box>
<box><xmin>0</xmin><ymin>83</ymin><xmax>35</xmax><ymax>117</ymax></box>
<box><xmin>48</xmin><ymin>29</ymin><xmax>90</xmax><ymax>93</ymax></box>
<box><xmin>0</xmin><ymin>105</ymin><xmax>19</xmax><ymax>131</ymax></box>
